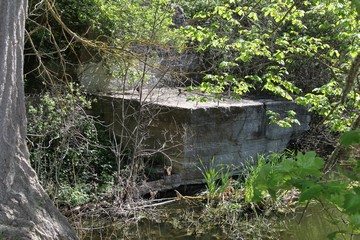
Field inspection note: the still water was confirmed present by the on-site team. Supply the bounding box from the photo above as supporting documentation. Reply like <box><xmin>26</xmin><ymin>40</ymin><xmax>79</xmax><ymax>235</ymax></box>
<box><xmin>79</xmin><ymin>201</ymin><xmax>359</xmax><ymax>240</ymax></box>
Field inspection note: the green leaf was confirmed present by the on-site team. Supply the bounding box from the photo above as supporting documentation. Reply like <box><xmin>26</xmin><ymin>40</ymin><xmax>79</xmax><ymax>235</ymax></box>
<box><xmin>344</xmin><ymin>190</ymin><xmax>360</xmax><ymax>214</ymax></box>
<box><xmin>352</xmin><ymin>0</ymin><xmax>360</xmax><ymax>16</ymax></box>
<box><xmin>327</xmin><ymin>230</ymin><xmax>348</xmax><ymax>240</ymax></box>
<box><xmin>340</xmin><ymin>130</ymin><xmax>360</xmax><ymax>146</ymax></box>
<box><xmin>327</xmin><ymin>231</ymin><xmax>336</xmax><ymax>240</ymax></box>
<box><xmin>295</xmin><ymin>152</ymin><xmax>324</xmax><ymax>177</ymax></box>
<box><xmin>268</xmin><ymin>188</ymin><xmax>277</xmax><ymax>199</ymax></box>
<box><xmin>349</xmin><ymin>213</ymin><xmax>360</xmax><ymax>228</ymax></box>
<box><xmin>251</xmin><ymin>188</ymin><xmax>264</xmax><ymax>203</ymax></box>
<box><xmin>356</xmin><ymin>160</ymin><xmax>360</xmax><ymax>173</ymax></box>
<box><xmin>274</xmin><ymin>158</ymin><xmax>297</xmax><ymax>175</ymax></box>
<box><xmin>298</xmin><ymin>184</ymin><xmax>322</xmax><ymax>202</ymax></box>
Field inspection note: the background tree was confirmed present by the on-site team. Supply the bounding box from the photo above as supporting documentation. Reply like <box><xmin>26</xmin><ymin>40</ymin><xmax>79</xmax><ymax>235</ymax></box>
<box><xmin>180</xmin><ymin>0</ymin><xmax>359</xmax><ymax>132</ymax></box>
<box><xmin>0</xmin><ymin>1</ymin><xmax>77</xmax><ymax>238</ymax></box>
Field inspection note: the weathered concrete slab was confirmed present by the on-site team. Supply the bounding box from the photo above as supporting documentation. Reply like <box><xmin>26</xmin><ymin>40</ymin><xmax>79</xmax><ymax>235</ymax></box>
<box><xmin>93</xmin><ymin>88</ymin><xmax>310</xmax><ymax>188</ymax></box>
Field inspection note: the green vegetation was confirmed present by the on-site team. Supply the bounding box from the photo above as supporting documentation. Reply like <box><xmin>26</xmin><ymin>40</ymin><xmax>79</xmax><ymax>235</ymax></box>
<box><xmin>179</xmin><ymin>0</ymin><xmax>359</xmax><ymax>131</ymax></box>
<box><xmin>24</xmin><ymin>0</ymin><xmax>360</xmax><ymax>238</ymax></box>
<box><xmin>200</xmin><ymin>158</ymin><xmax>233</xmax><ymax>199</ymax></box>
<box><xmin>27</xmin><ymin>84</ymin><xmax>116</xmax><ymax>206</ymax></box>
<box><xmin>25</xmin><ymin>0</ymin><xmax>182</xmax><ymax>89</ymax></box>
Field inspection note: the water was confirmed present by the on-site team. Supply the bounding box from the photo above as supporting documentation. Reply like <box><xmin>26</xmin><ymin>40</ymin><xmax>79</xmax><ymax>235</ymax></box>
<box><xmin>78</xmin><ymin>201</ymin><xmax>359</xmax><ymax>240</ymax></box>
<box><xmin>281</xmin><ymin>205</ymin><xmax>359</xmax><ymax>240</ymax></box>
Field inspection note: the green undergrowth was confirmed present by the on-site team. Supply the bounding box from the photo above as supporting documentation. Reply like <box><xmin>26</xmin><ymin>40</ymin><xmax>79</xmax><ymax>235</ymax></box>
<box><xmin>75</xmin><ymin>130</ymin><xmax>359</xmax><ymax>239</ymax></box>
<box><xmin>26</xmin><ymin>84</ymin><xmax>117</xmax><ymax>207</ymax></box>
<box><xmin>199</xmin><ymin>129</ymin><xmax>360</xmax><ymax>239</ymax></box>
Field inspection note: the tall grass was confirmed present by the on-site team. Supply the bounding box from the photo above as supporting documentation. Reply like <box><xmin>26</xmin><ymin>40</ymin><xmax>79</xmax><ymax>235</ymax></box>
<box><xmin>199</xmin><ymin>157</ymin><xmax>232</xmax><ymax>199</ymax></box>
<box><xmin>243</xmin><ymin>152</ymin><xmax>291</xmax><ymax>202</ymax></box>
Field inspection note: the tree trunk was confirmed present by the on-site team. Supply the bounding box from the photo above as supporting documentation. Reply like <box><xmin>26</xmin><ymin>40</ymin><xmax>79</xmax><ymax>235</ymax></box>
<box><xmin>0</xmin><ymin>1</ymin><xmax>78</xmax><ymax>239</ymax></box>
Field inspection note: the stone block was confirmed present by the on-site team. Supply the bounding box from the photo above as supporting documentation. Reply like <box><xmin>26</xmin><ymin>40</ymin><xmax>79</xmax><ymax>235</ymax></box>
<box><xmin>92</xmin><ymin>88</ymin><xmax>310</xmax><ymax>187</ymax></box>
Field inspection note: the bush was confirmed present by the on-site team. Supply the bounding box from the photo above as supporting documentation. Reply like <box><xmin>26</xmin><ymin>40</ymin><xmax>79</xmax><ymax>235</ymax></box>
<box><xmin>26</xmin><ymin>84</ymin><xmax>116</xmax><ymax>203</ymax></box>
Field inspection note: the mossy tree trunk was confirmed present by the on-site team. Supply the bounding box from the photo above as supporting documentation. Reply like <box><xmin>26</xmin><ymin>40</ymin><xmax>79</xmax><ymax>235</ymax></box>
<box><xmin>0</xmin><ymin>1</ymin><xmax>78</xmax><ymax>239</ymax></box>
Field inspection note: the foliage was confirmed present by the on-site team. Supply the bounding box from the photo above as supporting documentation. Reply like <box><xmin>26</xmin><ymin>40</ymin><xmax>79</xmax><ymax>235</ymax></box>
<box><xmin>267</xmin><ymin>110</ymin><xmax>300</xmax><ymax>128</ymax></box>
<box><xmin>95</xmin><ymin>0</ymin><xmax>176</xmax><ymax>42</ymax></box>
<box><xmin>180</xmin><ymin>0</ymin><xmax>360</xmax><ymax>132</ymax></box>
<box><xmin>246</xmin><ymin>130</ymin><xmax>360</xmax><ymax>236</ymax></box>
<box><xmin>340</xmin><ymin>129</ymin><xmax>360</xmax><ymax>146</ymax></box>
<box><xmin>57</xmin><ymin>183</ymin><xmax>93</xmax><ymax>206</ymax></box>
<box><xmin>24</xmin><ymin>0</ymin><xmax>360</xmax><ymax>214</ymax></box>
<box><xmin>244</xmin><ymin>153</ymin><xmax>286</xmax><ymax>203</ymax></box>
<box><xmin>199</xmin><ymin>158</ymin><xmax>232</xmax><ymax>199</ymax></box>
<box><xmin>173</xmin><ymin>0</ymin><xmax>222</xmax><ymax>18</ymax></box>
<box><xmin>25</xmin><ymin>0</ymin><xmax>182</xmax><ymax>89</ymax></box>
<box><xmin>25</xmin><ymin>0</ymin><xmax>193</xmax><ymax>204</ymax></box>
<box><xmin>27</xmin><ymin>84</ymin><xmax>116</xmax><ymax>203</ymax></box>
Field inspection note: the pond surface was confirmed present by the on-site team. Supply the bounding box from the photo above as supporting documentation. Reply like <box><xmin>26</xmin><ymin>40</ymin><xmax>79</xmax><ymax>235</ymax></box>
<box><xmin>78</xmin><ymin>201</ymin><xmax>359</xmax><ymax>240</ymax></box>
<box><xmin>281</xmin><ymin>205</ymin><xmax>357</xmax><ymax>240</ymax></box>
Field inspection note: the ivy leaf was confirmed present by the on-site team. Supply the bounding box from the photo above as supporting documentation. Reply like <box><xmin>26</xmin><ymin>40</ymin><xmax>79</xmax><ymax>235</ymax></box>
<box><xmin>340</xmin><ymin>129</ymin><xmax>360</xmax><ymax>146</ymax></box>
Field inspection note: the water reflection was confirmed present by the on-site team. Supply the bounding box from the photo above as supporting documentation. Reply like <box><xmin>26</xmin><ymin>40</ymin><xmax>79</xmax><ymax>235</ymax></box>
<box><xmin>281</xmin><ymin>205</ymin><xmax>358</xmax><ymax>240</ymax></box>
<box><xmin>79</xmin><ymin>202</ymin><xmax>359</xmax><ymax>240</ymax></box>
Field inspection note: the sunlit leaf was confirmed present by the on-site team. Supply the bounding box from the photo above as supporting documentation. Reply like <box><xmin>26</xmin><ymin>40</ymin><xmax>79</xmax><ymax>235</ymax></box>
<box><xmin>296</xmin><ymin>152</ymin><xmax>324</xmax><ymax>177</ymax></box>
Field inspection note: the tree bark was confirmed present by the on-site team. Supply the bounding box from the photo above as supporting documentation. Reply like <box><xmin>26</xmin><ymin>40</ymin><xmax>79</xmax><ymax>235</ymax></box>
<box><xmin>0</xmin><ymin>1</ymin><xmax>78</xmax><ymax>239</ymax></box>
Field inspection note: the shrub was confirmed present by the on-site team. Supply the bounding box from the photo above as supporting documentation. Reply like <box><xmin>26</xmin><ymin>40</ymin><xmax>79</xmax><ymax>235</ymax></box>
<box><xmin>26</xmin><ymin>84</ymin><xmax>116</xmax><ymax>203</ymax></box>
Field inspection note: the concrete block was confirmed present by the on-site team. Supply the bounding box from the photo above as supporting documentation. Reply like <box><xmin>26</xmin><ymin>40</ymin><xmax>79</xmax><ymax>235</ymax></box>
<box><xmin>92</xmin><ymin>88</ymin><xmax>310</xmax><ymax>186</ymax></box>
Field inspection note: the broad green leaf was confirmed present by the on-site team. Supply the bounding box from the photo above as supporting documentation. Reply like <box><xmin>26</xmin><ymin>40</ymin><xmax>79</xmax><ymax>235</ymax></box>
<box><xmin>344</xmin><ymin>191</ymin><xmax>360</xmax><ymax>214</ymax></box>
<box><xmin>298</xmin><ymin>184</ymin><xmax>322</xmax><ymax>202</ymax></box>
<box><xmin>296</xmin><ymin>152</ymin><xmax>324</xmax><ymax>177</ymax></box>
<box><xmin>322</xmin><ymin>182</ymin><xmax>349</xmax><ymax>206</ymax></box>
<box><xmin>340</xmin><ymin>130</ymin><xmax>360</xmax><ymax>146</ymax></box>
<box><xmin>289</xmin><ymin>178</ymin><xmax>317</xmax><ymax>189</ymax></box>
<box><xmin>274</xmin><ymin>158</ymin><xmax>297</xmax><ymax>174</ymax></box>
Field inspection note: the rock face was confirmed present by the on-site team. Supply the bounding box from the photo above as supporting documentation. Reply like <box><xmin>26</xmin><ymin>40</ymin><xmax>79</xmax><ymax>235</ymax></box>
<box><xmin>93</xmin><ymin>88</ymin><xmax>310</xmax><ymax>187</ymax></box>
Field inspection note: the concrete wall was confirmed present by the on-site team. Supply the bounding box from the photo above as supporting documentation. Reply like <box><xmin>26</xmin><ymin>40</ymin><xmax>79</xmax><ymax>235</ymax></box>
<box><xmin>92</xmin><ymin>88</ymin><xmax>310</xmax><ymax>187</ymax></box>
